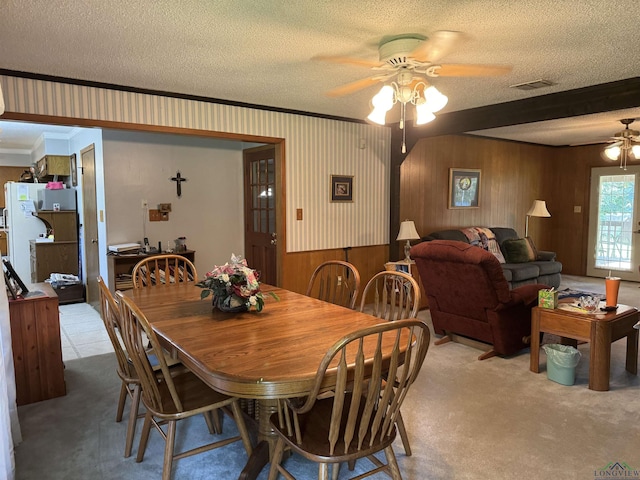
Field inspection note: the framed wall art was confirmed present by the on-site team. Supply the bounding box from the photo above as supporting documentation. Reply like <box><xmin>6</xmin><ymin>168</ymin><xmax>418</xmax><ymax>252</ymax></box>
<box><xmin>331</xmin><ymin>175</ymin><xmax>353</xmax><ymax>202</ymax></box>
<box><xmin>448</xmin><ymin>168</ymin><xmax>481</xmax><ymax>209</ymax></box>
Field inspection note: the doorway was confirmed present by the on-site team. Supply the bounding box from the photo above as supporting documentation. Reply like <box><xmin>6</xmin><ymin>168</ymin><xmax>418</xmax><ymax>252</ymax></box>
<box><xmin>586</xmin><ymin>166</ymin><xmax>640</xmax><ymax>281</ymax></box>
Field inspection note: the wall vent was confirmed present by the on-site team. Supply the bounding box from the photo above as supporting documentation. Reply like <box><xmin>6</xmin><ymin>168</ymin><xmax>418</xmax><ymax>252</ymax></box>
<box><xmin>509</xmin><ymin>79</ymin><xmax>555</xmax><ymax>91</ymax></box>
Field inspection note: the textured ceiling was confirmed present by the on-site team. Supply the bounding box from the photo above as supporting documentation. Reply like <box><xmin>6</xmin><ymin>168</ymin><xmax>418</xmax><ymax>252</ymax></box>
<box><xmin>1</xmin><ymin>0</ymin><xmax>640</xmax><ymax>147</ymax></box>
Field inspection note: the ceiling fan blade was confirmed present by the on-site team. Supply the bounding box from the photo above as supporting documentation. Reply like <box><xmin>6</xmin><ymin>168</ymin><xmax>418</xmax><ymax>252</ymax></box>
<box><xmin>325</xmin><ymin>76</ymin><xmax>384</xmax><ymax>97</ymax></box>
<box><xmin>312</xmin><ymin>55</ymin><xmax>383</xmax><ymax>69</ymax></box>
<box><xmin>433</xmin><ymin>64</ymin><xmax>512</xmax><ymax>77</ymax></box>
<box><xmin>411</xmin><ymin>30</ymin><xmax>466</xmax><ymax>63</ymax></box>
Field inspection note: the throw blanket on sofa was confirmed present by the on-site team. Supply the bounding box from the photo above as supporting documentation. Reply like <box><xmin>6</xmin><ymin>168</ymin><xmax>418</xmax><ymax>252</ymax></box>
<box><xmin>460</xmin><ymin>227</ymin><xmax>506</xmax><ymax>263</ymax></box>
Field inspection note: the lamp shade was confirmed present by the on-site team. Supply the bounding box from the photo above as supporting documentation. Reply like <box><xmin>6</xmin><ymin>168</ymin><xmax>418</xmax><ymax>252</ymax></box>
<box><xmin>526</xmin><ymin>200</ymin><xmax>551</xmax><ymax>218</ymax></box>
<box><xmin>396</xmin><ymin>220</ymin><xmax>420</xmax><ymax>241</ymax></box>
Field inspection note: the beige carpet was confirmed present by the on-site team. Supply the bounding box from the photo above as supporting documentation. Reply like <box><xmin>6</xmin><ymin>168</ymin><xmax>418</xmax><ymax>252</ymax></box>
<box><xmin>14</xmin><ymin>274</ymin><xmax>640</xmax><ymax>479</ymax></box>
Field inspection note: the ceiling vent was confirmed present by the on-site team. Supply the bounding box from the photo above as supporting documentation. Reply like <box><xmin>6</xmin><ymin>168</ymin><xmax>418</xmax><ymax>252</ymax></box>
<box><xmin>509</xmin><ymin>79</ymin><xmax>555</xmax><ymax>91</ymax></box>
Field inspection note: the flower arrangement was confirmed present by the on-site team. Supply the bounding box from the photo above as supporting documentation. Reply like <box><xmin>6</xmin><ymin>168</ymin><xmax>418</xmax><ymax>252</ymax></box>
<box><xmin>196</xmin><ymin>254</ymin><xmax>278</xmax><ymax>312</ymax></box>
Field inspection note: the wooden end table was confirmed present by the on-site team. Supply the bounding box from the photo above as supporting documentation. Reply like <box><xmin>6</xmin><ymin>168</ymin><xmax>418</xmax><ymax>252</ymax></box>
<box><xmin>530</xmin><ymin>304</ymin><xmax>639</xmax><ymax>391</ymax></box>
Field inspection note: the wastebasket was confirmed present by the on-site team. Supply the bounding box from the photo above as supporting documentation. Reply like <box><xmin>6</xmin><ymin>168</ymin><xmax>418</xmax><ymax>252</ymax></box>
<box><xmin>542</xmin><ymin>344</ymin><xmax>581</xmax><ymax>386</ymax></box>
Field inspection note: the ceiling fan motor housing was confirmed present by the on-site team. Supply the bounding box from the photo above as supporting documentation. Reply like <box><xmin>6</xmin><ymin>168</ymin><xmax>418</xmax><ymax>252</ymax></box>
<box><xmin>378</xmin><ymin>34</ymin><xmax>426</xmax><ymax>65</ymax></box>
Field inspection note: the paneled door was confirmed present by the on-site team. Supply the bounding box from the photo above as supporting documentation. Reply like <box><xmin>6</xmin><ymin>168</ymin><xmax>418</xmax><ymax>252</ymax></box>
<box><xmin>243</xmin><ymin>145</ymin><xmax>281</xmax><ymax>286</ymax></box>
<box><xmin>587</xmin><ymin>166</ymin><xmax>640</xmax><ymax>281</ymax></box>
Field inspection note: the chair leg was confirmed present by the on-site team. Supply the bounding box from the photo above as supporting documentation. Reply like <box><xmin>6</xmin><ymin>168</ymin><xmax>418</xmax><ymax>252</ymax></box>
<box><xmin>395</xmin><ymin>410</ymin><xmax>412</xmax><ymax>456</ymax></box>
<box><xmin>211</xmin><ymin>408</ymin><xmax>222</xmax><ymax>434</ymax></box>
<box><xmin>162</xmin><ymin>420</ymin><xmax>177</xmax><ymax>480</ymax></box>
<box><xmin>203</xmin><ymin>410</ymin><xmax>216</xmax><ymax>434</ymax></box>
<box><xmin>231</xmin><ymin>401</ymin><xmax>253</xmax><ymax>455</ymax></box>
<box><xmin>136</xmin><ymin>412</ymin><xmax>153</xmax><ymax>463</ymax></box>
<box><xmin>124</xmin><ymin>384</ymin><xmax>142</xmax><ymax>458</ymax></box>
<box><xmin>319</xmin><ymin>463</ymin><xmax>329</xmax><ymax>480</ymax></box>
<box><xmin>384</xmin><ymin>445</ymin><xmax>402</xmax><ymax>480</ymax></box>
<box><xmin>331</xmin><ymin>462</ymin><xmax>340</xmax><ymax>480</ymax></box>
<box><xmin>267</xmin><ymin>438</ymin><xmax>286</xmax><ymax>480</ymax></box>
<box><xmin>116</xmin><ymin>382</ymin><xmax>128</xmax><ymax>422</ymax></box>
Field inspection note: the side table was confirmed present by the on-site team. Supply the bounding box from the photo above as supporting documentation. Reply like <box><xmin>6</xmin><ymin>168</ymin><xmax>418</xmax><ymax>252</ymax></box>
<box><xmin>530</xmin><ymin>305</ymin><xmax>639</xmax><ymax>391</ymax></box>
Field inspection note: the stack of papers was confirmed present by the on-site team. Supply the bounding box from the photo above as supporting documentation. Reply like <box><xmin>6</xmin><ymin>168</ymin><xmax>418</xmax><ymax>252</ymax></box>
<box><xmin>108</xmin><ymin>243</ymin><xmax>141</xmax><ymax>253</ymax></box>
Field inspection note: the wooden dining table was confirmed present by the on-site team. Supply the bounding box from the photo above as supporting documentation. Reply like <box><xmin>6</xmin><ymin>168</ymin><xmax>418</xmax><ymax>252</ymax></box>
<box><xmin>124</xmin><ymin>282</ymin><xmax>402</xmax><ymax>479</ymax></box>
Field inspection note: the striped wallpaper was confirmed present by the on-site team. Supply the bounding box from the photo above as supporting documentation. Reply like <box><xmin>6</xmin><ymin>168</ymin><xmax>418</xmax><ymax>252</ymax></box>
<box><xmin>1</xmin><ymin>75</ymin><xmax>391</xmax><ymax>252</ymax></box>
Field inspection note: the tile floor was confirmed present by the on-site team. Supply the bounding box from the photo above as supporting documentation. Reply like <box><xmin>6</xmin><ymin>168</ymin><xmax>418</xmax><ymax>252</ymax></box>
<box><xmin>59</xmin><ymin>302</ymin><xmax>113</xmax><ymax>362</ymax></box>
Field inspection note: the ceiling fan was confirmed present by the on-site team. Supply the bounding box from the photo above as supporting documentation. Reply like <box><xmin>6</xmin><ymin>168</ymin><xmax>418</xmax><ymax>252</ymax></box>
<box><xmin>602</xmin><ymin>118</ymin><xmax>640</xmax><ymax>169</ymax></box>
<box><xmin>314</xmin><ymin>31</ymin><xmax>512</xmax><ymax>98</ymax></box>
<box><xmin>314</xmin><ymin>31</ymin><xmax>511</xmax><ymax>152</ymax></box>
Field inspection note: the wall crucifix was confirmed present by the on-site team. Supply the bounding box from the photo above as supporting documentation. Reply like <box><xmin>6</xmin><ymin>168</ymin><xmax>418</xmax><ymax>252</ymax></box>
<box><xmin>170</xmin><ymin>171</ymin><xmax>188</xmax><ymax>197</ymax></box>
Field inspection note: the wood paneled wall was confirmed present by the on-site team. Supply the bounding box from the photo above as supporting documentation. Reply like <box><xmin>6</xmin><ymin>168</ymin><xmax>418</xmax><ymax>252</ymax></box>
<box><xmin>399</xmin><ymin>134</ymin><xmax>554</xmax><ymax>250</ymax></box>
<box><xmin>281</xmin><ymin>245</ymin><xmax>389</xmax><ymax>304</ymax></box>
<box><xmin>398</xmin><ymin>135</ymin><xmax>627</xmax><ymax>277</ymax></box>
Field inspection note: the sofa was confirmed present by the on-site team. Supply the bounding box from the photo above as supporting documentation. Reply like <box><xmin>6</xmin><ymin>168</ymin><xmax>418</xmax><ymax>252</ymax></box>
<box><xmin>410</xmin><ymin>239</ymin><xmax>546</xmax><ymax>359</ymax></box>
<box><xmin>421</xmin><ymin>227</ymin><xmax>562</xmax><ymax>289</ymax></box>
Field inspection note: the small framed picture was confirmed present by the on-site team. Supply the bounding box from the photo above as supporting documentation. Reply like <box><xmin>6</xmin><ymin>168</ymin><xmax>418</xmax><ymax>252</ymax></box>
<box><xmin>70</xmin><ymin>153</ymin><xmax>78</xmax><ymax>187</ymax></box>
<box><xmin>448</xmin><ymin>168</ymin><xmax>481</xmax><ymax>209</ymax></box>
<box><xmin>331</xmin><ymin>175</ymin><xmax>353</xmax><ymax>202</ymax></box>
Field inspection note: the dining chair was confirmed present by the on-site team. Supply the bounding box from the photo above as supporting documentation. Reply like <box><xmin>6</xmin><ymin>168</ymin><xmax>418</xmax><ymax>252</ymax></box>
<box><xmin>359</xmin><ymin>270</ymin><xmax>421</xmax><ymax>457</ymax></box>
<box><xmin>131</xmin><ymin>254</ymin><xmax>197</xmax><ymax>288</ymax></box>
<box><xmin>116</xmin><ymin>291</ymin><xmax>253</xmax><ymax>480</ymax></box>
<box><xmin>268</xmin><ymin>319</ymin><xmax>431</xmax><ymax>480</ymax></box>
<box><xmin>306</xmin><ymin>260</ymin><xmax>361</xmax><ymax>309</ymax></box>
<box><xmin>359</xmin><ymin>270</ymin><xmax>421</xmax><ymax>323</ymax></box>
<box><xmin>97</xmin><ymin>276</ymin><xmax>186</xmax><ymax>458</ymax></box>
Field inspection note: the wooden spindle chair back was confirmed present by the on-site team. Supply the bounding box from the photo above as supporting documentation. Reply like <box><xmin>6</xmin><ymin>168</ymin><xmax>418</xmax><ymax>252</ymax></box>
<box><xmin>132</xmin><ymin>254</ymin><xmax>197</xmax><ymax>288</ymax></box>
<box><xmin>306</xmin><ymin>260</ymin><xmax>361</xmax><ymax>309</ymax></box>
<box><xmin>359</xmin><ymin>271</ymin><xmax>421</xmax><ymax>321</ymax></box>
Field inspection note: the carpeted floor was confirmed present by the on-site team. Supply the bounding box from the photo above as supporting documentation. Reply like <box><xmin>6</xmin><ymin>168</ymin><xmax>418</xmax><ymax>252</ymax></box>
<box><xmin>13</xmin><ymin>275</ymin><xmax>640</xmax><ymax>479</ymax></box>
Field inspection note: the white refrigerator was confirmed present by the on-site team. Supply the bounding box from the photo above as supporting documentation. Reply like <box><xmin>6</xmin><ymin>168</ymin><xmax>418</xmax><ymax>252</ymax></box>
<box><xmin>3</xmin><ymin>182</ymin><xmax>48</xmax><ymax>284</ymax></box>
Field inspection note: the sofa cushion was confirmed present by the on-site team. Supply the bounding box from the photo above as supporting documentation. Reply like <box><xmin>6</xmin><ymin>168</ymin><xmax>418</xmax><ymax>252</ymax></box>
<box><xmin>424</xmin><ymin>229</ymin><xmax>469</xmax><ymax>243</ymax></box>
<box><xmin>532</xmin><ymin>260</ymin><xmax>562</xmax><ymax>275</ymax></box>
<box><xmin>503</xmin><ymin>263</ymin><xmax>540</xmax><ymax>281</ymax></box>
<box><xmin>502</xmin><ymin>238</ymin><xmax>532</xmax><ymax>263</ymax></box>
<box><xmin>490</xmin><ymin>227</ymin><xmax>519</xmax><ymax>245</ymax></box>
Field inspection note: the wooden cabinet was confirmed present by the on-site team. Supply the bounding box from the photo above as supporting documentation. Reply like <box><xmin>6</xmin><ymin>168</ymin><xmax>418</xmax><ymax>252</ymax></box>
<box><xmin>384</xmin><ymin>261</ymin><xmax>429</xmax><ymax>310</ymax></box>
<box><xmin>9</xmin><ymin>283</ymin><xmax>66</xmax><ymax>405</ymax></box>
<box><xmin>108</xmin><ymin>250</ymin><xmax>196</xmax><ymax>291</ymax></box>
<box><xmin>0</xmin><ymin>230</ymin><xmax>7</xmax><ymax>256</ymax></box>
<box><xmin>29</xmin><ymin>210</ymin><xmax>79</xmax><ymax>282</ymax></box>
<box><xmin>36</xmin><ymin>155</ymin><xmax>71</xmax><ymax>178</ymax></box>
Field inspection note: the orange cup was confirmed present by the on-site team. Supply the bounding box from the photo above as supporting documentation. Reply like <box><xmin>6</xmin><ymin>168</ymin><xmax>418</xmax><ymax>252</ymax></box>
<box><xmin>605</xmin><ymin>276</ymin><xmax>621</xmax><ymax>307</ymax></box>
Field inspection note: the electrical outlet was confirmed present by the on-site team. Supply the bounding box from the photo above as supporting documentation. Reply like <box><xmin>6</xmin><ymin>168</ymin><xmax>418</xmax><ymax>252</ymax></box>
<box><xmin>337</xmin><ymin>275</ymin><xmax>342</xmax><ymax>286</ymax></box>
<box><xmin>141</xmin><ymin>199</ymin><xmax>148</xmax><ymax>209</ymax></box>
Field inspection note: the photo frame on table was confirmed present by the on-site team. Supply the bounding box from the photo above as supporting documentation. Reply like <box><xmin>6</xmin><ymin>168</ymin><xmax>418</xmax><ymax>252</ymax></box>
<box><xmin>3</xmin><ymin>259</ymin><xmax>27</xmax><ymax>299</ymax></box>
<box><xmin>70</xmin><ymin>153</ymin><xmax>78</xmax><ymax>187</ymax></box>
<box><xmin>331</xmin><ymin>175</ymin><xmax>353</xmax><ymax>202</ymax></box>
<box><xmin>448</xmin><ymin>168</ymin><xmax>481</xmax><ymax>209</ymax></box>
<box><xmin>4</xmin><ymin>270</ymin><xmax>17</xmax><ymax>300</ymax></box>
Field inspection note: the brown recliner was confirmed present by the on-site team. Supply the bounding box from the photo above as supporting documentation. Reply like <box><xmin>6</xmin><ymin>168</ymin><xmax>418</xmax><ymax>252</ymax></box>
<box><xmin>410</xmin><ymin>240</ymin><xmax>546</xmax><ymax>360</ymax></box>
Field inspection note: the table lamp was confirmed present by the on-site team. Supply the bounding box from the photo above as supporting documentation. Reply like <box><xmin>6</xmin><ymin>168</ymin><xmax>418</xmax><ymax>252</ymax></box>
<box><xmin>525</xmin><ymin>200</ymin><xmax>551</xmax><ymax>237</ymax></box>
<box><xmin>397</xmin><ymin>220</ymin><xmax>420</xmax><ymax>262</ymax></box>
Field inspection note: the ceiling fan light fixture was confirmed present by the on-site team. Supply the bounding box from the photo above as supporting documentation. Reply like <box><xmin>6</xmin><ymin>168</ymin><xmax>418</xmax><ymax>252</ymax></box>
<box><xmin>367</xmin><ymin>85</ymin><xmax>395</xmax><ymax>125</ymax></box>
<box><xmin>423</xmin><ymin>85</ymin><xmax>448</xmax><ymax>113</ymax></box>
<box><xmin>603</xmin><ymin>144</ymin><xmax>621</xmax><ymax>161</ymax></box>
<box><xmin>602</xmin><ymin>119</ymin><xmax>640</xmax><ymax>170</ymax></box>
<box><xmin>415</xmin><ymin>102</ymin><xmax>436</xmax><ymax>125</ymax></box>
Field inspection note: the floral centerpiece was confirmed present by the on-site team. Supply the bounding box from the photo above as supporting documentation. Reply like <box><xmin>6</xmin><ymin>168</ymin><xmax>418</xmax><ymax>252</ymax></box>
<box><xmin>196</xmin><ymin>254</ymin><xmax>278</xmax><ymax>312</ymax></box>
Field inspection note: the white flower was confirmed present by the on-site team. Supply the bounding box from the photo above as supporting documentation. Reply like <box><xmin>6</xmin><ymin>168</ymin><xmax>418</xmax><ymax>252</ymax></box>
<box><xmin>221</xmin><ymin>273</ymin><xmax>229</xmax><ymax>282</ymax></box>
<box><xmin>249</xmin><ymin>295</ymin><xmax>257</xmax><ymax>306</ymax></box>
